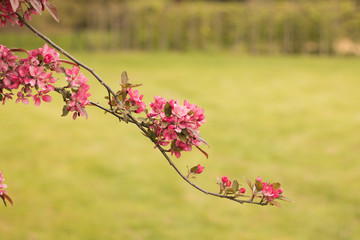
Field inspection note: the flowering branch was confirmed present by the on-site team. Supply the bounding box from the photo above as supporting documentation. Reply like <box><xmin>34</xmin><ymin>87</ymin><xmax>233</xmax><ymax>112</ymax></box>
<box><xmin>0</xmin><ymin>0</ymin><xmax>291</xmax><ymax>207</ymax></box>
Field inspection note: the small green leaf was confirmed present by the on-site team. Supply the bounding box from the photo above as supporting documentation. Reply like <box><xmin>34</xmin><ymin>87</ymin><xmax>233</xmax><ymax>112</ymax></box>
<box><xmin>0</xmin><ymin>94</ymin><xmax>3</xmax><ymax>102</ymax></box>
<box><xmin>123</xmin><ymin>112</ymin><xmax>129</xmax><ymax>123</ymax></box>
<box><xmin>232</xmin><ymin>180</ymin><xmax>239</xmax><ymax>192</ymax></box>
<box><xmin>255</xmin><ymin>180</ymin><xmax>263</xmax><ymax>191</ymax></box>
<box><xmin>179</xmin><ymin>133</ymin><xmax>187</xmax><ymax>143</ymax></box>
<box><xmin>225</xmin><ymin>187</ymin><xmax>235</xmax><ymax>195</ymax></box>
<box><xmin>121</xmin><ymin>71</ymin><xmax>129</xmax><ymax>84</ymax></box>
<box><xmin>272</xmin><ymin>182</ymin><xmax>281</xmax><ymax>190</ymax></box>
<box><xmin>137</xmin><ymin>117</ymin><xmax>147</xmax><ymax>123</ymax></box>
<box><xmin>164</xmin><ymin>102</ymin><xmax>172</xmax><ymax>117</ymax></box>
<box><xmin>277</xmin><ymin>196</ymin><xmax>294</xmax><ymax>203</ymax></box>
<box><xmin>190</xmin><ymin>165</ymin><xmax>199</xmax><ymax>173</ymax></box>
<box><xmin>129</xmin><ymin>105</ymin><xmax>140</xmax><ymax>112</ymax></box>
<box><xmin>130</xmin><ymin>83</ymin><xmax>142</xmax><ymax>88</ymax></box>
<box><xmin>61</xmin><ymin>105</ymin><xmax>69</xmax><ymax>117</ymax></box>
<box><xmin>270</xmin><ymin>200</ymin><xmax>282</xmax><ymax>208</ymax></box>
<box><xmin>243</xmin><ymin>176</ymin><xmax>253</xmax><ymax>190</ymax></box>
<box><xmin>161</xmin><ymin>121</ymin><xmax>168</xmax><ymax>128</ymax></box>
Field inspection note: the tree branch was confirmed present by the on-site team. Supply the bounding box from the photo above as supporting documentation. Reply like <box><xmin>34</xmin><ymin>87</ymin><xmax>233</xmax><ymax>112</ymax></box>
<box><xmin>18</xmin><ymin>16</ymin><xmax>267</xmax><ymax>206</ymax></box>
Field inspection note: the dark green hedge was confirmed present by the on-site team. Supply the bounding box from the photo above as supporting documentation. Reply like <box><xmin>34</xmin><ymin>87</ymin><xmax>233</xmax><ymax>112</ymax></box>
<box><xmin>3</xmin><ymin>0</ymin><xmax>360</xmax><ymax>54</ymax></box>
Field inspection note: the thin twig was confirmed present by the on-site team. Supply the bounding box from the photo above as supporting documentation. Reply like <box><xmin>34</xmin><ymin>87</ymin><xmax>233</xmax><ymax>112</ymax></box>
<box><xmin>17</xmin><ymin>14</ymin><xmax>120</xmax><ymax>103</ymax></box>
<box><xmin>18</xmin><ymin>16</ymin><xmax>266</xmax><ymax>206</ymax></box>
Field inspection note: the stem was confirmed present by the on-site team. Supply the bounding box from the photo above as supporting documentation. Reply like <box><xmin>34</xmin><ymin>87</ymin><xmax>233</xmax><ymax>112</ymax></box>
<box><xmin>16</xmin><ymin>14</ymin><xmax>120</xmax><ymax>103</ymax></box>
<box><xmin>18</xmin><ymin>16</ymin><xmax>267</xmax><ymax>206</ymax></box>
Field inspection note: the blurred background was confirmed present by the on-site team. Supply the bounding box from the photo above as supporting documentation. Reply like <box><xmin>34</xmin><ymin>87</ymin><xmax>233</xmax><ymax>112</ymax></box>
<box><xmin>1</xmin><ymin>0</ymin><xmax>360</xmax><ymax>239</ymax></box>
<box><xmin>3</xmin><ymin>0</ymin><xmax>360</xmax><ymax>55</ymax></box>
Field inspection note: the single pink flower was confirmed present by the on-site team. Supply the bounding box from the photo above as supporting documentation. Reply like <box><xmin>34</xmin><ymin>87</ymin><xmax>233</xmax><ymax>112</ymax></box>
<box><xmin>239</xmin><ymin>188</ymin><xmax>246</xmax><ymax>194</ymax></box>
<box><xmin>196</xmin><ymin>164</ymin><xmax>204</xmax><ymax>174</ymax></box>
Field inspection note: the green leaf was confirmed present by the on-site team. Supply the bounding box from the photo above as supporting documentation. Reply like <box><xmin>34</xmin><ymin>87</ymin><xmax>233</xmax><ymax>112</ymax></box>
<box><xmin>125</xmin><ymin>83</ymin><xmax>133</xmax><ymax>88</ymax></box>
<box><xmin>130</xmin><ymin>83</ymin><xmax>142</xmax><ymax>88</ymax></box>
<box><xmin>120</xmin><ymin>92</ymin><xmax>127</xmax><ymax>102</ymax></box>
<box><xmin>164</xmin><ymin>102</ymin><xmax>172</xmax><ymax>117</ymax></box>
<box><xmin>61</xmin><ymin>105</ymin><xmax>69</xmax><ymax>117</ymax></box>
<box><xmin>277</xmin><ymin>196</ymin><xmax>294</xmax><ymax>203</ymax></box>
<box><xmin>225</xmin><ymin>187</ymin><xmax>235</xmax><ymax>195</ymax></box>
<box><xmin>243</xmin><ymin>176</ymin><xmax>254</xmax><ymax>190</ymax></box>
<box><xmin>232</xmin><ymin>180</ymin><xmax>239</xmax><ymax>192</ymax></box>
<box><xmin>161</xmin><ymin>121</ymin><xmax>168</xmax><ymax>128</ymax></box>
<box><xmin>190</xmin><ymin>165</ymin><xmax>199</xmax><ymax>173</ymax></box>
<box><xmin>121</xmin><ymin>71</ymin><xmax>129</xmax><ymax>84</ymax></box>
<box><xmin>178</xmin><ymin>133</ymin><xmax>187</xmax><ymax>143</ymax></box>
<box><xmin>137</xmin><ymin>117</ymin><xmax>147</xmax><ymax>123</ymax></box>
<box><xmin>129</xmin><ymin>105</ymin><xmax>140</xmax><ymax>112</ymax></box>
<box><xmin>270</xmin><ymin>200</ymin><xmax>282</xmax><ymax>208</ymax></box>
<box><xmin>0</xmin><ymin>94</ymin><xmax>3</xmax><ymax>102</ymax></box>
<box><xmin>255</xmin><ymin>180</ymin><xmax>263</xmax><ymax>191</ymax></box>
<box><xmin>272</xmin><ymin>182</ymin><xmax>281</xmax><ymax>190</ymax></box>
<box><xmin>123</xmin><ymin>111</ymin><xmax>129</xmax><ymax>123</ymax></box>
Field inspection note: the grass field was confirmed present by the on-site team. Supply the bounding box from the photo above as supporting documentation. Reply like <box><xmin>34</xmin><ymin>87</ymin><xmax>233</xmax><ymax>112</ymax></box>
<box><xmin>1</xmin><ymin>52</ymin><xmax>360</xmax><ymax>240</ymax></box>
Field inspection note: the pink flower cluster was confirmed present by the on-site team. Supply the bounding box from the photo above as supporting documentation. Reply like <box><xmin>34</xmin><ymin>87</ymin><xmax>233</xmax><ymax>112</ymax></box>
<box><xmin>125</xmin><ymin>88</ymin><xmax>146</xmax><ymax>113</ymax></box>
<box><xmin>147</xmin><ymin>96</ymin><xmax>206</xmax><ymax>158</ymax></box>
<box><xmin>0</xmin><ymin>0</ymin><xmax>42</xmax><ymax>26</ymax></box>
<box><xmin>65</xmin><ymin>66</ymin><xmax>91</xmax><ymax>119</ymax></box>
<box><xmin>0</xmin><ymin>44</ymin><xmax>58</xmax><ymax>106</ymax></box>
<box><xmin>1</xmin><ymin>44</ymin><xmax>91</xmax><ymax>119</ymax></box>
<box><xmin>222</xmin><ymin>176</ymin><xmax>232</xmax><ymax>187</ymax></box>
<box><xmin>0</xmin><ymin>171</ymin><xmax>7</xmax><ymax>196</ymax></box>
<box><xmin>257</xmin><ymin>176</ymin><xmax>283</xmax><ymax>201</ymax></box>
<box><xmin>219</xmin><ymin>175</ymin><xmax>246</xmax><ymax>194</ymax></box>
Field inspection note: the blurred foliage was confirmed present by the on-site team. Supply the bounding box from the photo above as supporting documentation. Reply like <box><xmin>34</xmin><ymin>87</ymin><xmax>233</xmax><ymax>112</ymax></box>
<box><xmin>3</xmin><ymin>0</ymin><xmax>360</xmax><ymax>54</ymax></box>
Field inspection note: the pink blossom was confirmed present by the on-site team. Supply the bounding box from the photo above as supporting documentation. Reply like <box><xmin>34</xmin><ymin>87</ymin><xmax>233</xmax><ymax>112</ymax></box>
<box><xmin>239</xmin><ymin>187</ymin><xmax>246</xmax><ymax>194</ymax></box>
<box><xmin>15</xmin><ymin>90</ymin><xmax>30</xmax><ymax>105</ymax></box>
<box><xmin>32</xmin><ymin>88</ymin><xmax>52</xmax><ymax>106</ymax></box>
<box><xmin>126</xmin><ymin>88</ymin><xmax>146</xmax><ymax>113</ymax></box>
<box><xmin>0</xmin><ymin>171</ymin><xmax>7</xmax><ymax>196</ymax></box>
<box><xmin>0</xmin><ymin>0</ymin><xmax>47</xmax><ymax>27</ymax></box>
<box><xmin>256</xmin><ymin>177</ymin><xmax>283</xmax><ymax>201</ymax></box>
<box><xmin>172</xmin><ymin>104</ymin><xmax>190</xmax><ymax>117</ymax></box>
<box><xmin>221</xmin><ymin>176</ymin><xmax>232</xmax><ymax>187</ymax></box>
<box><xmin>147</xmin><ymin>96</ymin><xmax>206</xmax><ymax>158</ymax></box>
<box><xmin>196</xmin><ymin>164</ymin><xmax>204</xmax><ymax>174</ymax></box>
<box><xmin>222</xmin><ymin>176</ymin><xmax>229</xmax><ymax>183</ymax></box>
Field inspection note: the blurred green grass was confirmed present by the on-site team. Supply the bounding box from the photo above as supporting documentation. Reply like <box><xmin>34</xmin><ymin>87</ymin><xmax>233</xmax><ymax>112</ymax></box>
<box><xmin>1</xmin><ymin>52</ymin><xmax>360</xmax><ymax>239</ymax></box>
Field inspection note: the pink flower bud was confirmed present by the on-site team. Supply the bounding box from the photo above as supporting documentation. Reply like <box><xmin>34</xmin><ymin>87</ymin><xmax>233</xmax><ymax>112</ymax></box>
<box><xmin>239</xmin><ymin>188</ymin><xmax>246</xmax><ymax>194</ymax></box>
<box><xmin>222</xmin><ymin>176</ymin><xmax>229</xmax><ymax>183</ymax></box>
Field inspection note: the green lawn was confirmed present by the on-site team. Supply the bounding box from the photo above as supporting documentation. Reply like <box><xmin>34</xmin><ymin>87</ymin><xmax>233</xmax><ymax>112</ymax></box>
<box><xmin>1</xmin><ymin>52</ymin><xmax>360</xmax><ymax>240</ymax></box>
